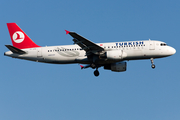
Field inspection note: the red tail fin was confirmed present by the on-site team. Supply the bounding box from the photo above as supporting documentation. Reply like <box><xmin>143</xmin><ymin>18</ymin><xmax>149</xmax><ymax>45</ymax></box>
<box><xmin>7</xmin><ymin>23</ymin><xmax>40</xmax><ymax>49</ymax></box>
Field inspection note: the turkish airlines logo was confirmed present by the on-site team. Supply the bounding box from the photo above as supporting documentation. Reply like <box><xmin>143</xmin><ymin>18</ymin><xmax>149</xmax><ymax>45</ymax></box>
<box><xmin>12</xmin><ymin>31</ymin><xmax>25</xmax><ymax>43</ymax></box>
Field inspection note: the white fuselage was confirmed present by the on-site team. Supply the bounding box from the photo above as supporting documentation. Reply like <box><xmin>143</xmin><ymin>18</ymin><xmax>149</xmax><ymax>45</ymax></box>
<box><xmin>4</xmin><ymin>40</ymin><xmax>176</xmax><ymax>64</ymax></box>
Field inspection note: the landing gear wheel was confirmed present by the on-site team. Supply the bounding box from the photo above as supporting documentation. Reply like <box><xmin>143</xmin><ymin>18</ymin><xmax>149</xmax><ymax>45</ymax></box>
<box><xmin>151</xmin><ymin>64</ymin><xmax>155</xmax><ymax>69</ymax></box>
<box><xmin>94</xmin><ymin>70</ymin><xmax>99</xmax><ymax>77</ymax></box>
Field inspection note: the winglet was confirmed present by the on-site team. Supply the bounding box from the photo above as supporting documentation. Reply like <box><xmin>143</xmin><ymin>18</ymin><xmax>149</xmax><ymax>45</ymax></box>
<box><xmin>80</xmin><ymin>65</ymin><xmax>84</xmax><ymax>69</ymax></box>
<box><xmin>65</xmin><ymin>30</ymin><xmax>70</xmax><ymax>34</ymax></box>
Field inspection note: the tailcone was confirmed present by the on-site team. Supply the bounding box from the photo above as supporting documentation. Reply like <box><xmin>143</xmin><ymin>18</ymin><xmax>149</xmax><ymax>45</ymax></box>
<box><xmin>4</xmin><ymin>51</ymin><xmax>13</xmax><ymax>56</ymax></box>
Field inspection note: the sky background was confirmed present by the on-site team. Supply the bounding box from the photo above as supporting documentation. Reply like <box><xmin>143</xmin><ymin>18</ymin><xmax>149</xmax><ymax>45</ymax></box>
<box><xmin>0</xmin><ymin>0</ymin><xmax>180</xmax><ymax>120</ymax></box>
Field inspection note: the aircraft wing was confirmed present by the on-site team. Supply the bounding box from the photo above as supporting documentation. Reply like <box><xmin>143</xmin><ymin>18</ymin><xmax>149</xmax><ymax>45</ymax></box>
<box><xmin>66</xmin><ymin>30</ymin><xmax>104</xmax><ymax>55</ymax></box>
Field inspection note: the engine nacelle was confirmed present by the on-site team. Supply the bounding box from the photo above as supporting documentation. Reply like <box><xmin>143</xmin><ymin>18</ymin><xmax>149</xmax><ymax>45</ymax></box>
<box><xmin>104</xmin><ymin>62</ymin><xmax>127</xmax><ymax>72</ymax></box>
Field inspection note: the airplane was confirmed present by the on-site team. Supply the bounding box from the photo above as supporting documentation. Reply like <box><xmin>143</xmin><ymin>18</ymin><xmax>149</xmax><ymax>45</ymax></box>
<box><xmin>4</xmin><ymin>23</ymin><xmax>176</xmax><ymax>76</ymax></box>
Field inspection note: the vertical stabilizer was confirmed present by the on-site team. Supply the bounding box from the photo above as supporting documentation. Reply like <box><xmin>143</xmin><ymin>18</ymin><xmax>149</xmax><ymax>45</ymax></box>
<box><xmin>7</xmin><ymin>23</ymin><xmax>40</xmax><ymax>49</ymax></box>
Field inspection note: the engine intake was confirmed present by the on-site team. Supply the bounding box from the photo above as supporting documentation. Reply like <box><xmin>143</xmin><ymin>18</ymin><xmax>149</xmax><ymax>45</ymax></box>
<box><xmin>104</xmin><ymin>62</ymin><xmax>127</xmax><ymax>72</ymax></box>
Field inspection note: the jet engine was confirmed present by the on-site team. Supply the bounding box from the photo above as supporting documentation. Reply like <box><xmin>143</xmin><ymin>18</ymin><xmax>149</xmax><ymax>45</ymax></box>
<box><xmin>104</xmin><ymin>62</ymin><xmax>127</xmax><ymax>72</ymax></box>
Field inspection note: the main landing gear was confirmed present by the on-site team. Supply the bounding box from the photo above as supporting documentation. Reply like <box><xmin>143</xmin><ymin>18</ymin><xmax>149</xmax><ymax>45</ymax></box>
<box><xmin>150</xmin><ymin>58</ymin><xmax>155</xmax><ymax>69</ymax></box>
<box><xmin>90</xmin><ymin>63</ymin><xmax>100</xmax><ymax>77</ymax></box>
<box><xmin>94</xmin><ymin>69</ymin><xmax>99</xmax><ymax>77</ymax></box>
<box><xmin>80</xmin><ymin>63</ymin><xmax>100</xmax><ymax>77</ymax></box>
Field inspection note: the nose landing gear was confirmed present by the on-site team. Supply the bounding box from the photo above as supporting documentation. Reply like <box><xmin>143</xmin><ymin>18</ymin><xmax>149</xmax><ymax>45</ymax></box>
<box><xmin>151</xmin><ymin>64</ymin><xmax>155</xmax><ymax>69</ymax></box>
<box><xmin>150</xmin><ymin>58</ymin><xmax>155</xmax><ymax>69</ymax></box>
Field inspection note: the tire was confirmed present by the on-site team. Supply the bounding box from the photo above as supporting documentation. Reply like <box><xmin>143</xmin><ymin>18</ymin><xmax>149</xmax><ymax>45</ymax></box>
<box><xmin>94</xmin><ymin>70</ymin><xmax>99</xmax><ymax>77</ymax></box>
<box><xmin>151</xmin><ymin>64</ymin><xmax>155</xmax><ymax>69</ymax></box>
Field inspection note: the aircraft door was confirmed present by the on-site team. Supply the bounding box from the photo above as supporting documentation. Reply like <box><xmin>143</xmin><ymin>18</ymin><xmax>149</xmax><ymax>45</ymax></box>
<box><xmin>149</xmin><ymin>41</ymin><xmax>155</xmax><ymax>50</ymax></box>
<box><xmin>37</xmin><ymin>48</ymin><xmax>42</xmax><ymax>57</ymax></box>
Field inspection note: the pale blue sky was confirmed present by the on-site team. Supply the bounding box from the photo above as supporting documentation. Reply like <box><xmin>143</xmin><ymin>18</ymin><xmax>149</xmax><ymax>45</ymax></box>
<box><xmin>1</xmin><ymin>0</ymin><xmax>180</xmax><ymax>120</ymax></box>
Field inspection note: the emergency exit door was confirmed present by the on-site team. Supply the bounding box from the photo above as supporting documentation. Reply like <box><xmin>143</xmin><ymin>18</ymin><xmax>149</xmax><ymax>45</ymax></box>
<box><xmin>149</xmin><ymin>41</ymin><xmax>155</xmax><ymax>50</ymax></box>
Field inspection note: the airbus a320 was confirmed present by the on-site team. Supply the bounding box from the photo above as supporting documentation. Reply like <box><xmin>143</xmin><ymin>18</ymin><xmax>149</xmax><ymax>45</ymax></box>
<box><xmin>4</xmin><ymin>23</ymin><xmax>176</xmax><ymax>76</ymax></box>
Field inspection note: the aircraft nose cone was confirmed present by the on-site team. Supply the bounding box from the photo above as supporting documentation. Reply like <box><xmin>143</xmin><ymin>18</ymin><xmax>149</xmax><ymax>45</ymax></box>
<box><xmin>170</xmin><ymin>47</ymin><xmax>176</xmax><ymax>55</ymax></box>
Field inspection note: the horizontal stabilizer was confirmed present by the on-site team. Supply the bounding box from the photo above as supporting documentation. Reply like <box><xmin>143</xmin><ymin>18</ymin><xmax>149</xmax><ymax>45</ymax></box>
<box><xmin>5</xmin><ymin>45</ymin><xmax>26</xmax><ymax>54</ymax></box>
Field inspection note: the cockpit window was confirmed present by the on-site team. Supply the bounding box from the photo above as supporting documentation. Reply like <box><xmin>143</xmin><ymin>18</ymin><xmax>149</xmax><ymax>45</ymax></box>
<box><xmin>160</xmin><ymin>43</ymin><xmax>167</xmax><ymax>46</ymax></box>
